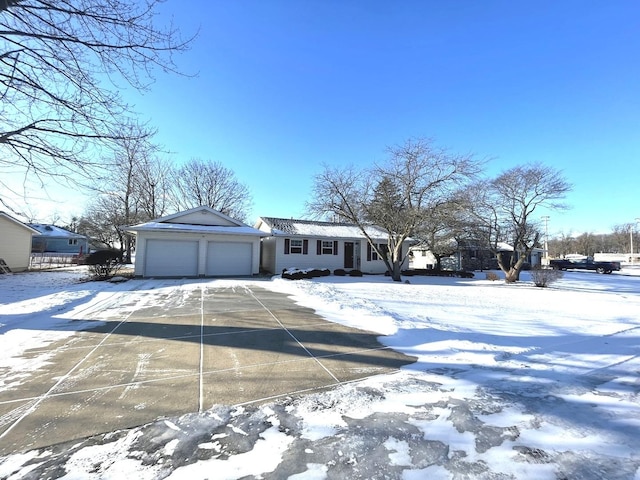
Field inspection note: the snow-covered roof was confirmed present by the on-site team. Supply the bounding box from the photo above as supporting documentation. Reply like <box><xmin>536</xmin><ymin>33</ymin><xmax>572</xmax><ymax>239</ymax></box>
<box><xmin>28</xmin><ymin>223</ymin><xmax>85</xmax><ymax>238</ymax></box>
<box><xmin>256</xmin><ymin>217</ymin><xmax>390</xmax><ymax>240</ymax></box>
<box><xmin>152</xmin><ymin>206</ymin><xmax>246</xmax><ymax>227</ymax></box>
<box><xmin>126</xmin><ymin>222</ymin><xmax>267</xmax><ymax>236</ymax></box>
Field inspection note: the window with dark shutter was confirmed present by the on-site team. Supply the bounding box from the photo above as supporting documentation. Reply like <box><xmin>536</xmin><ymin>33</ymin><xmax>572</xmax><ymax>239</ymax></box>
<box><xmin>317</xmin><ymin>240</ymin><xmax>322</xmax><ymax>255</ymax></box>
<box><xmin>303</xmin><ymin>239</ymin><xmax>308</xmax><ymax>255</ymax></box>
<box><xmin>284</xmin><ymin>238</ymin><xmax>290</xmax><ymax>255</ymax></box>
<box><xmin>367</xmin><ymin>243</ymin><xmax>372</xmax><ymax>261</ymax></box>
<box><xmin>333</xmin><ymin>240</ymin><xmax>338</xmax><ymax>255</ymax></box>
<box><xmin>290</xmin><ymin>239</ymin><xmax>303</xmax><ymax>254</ymax></box>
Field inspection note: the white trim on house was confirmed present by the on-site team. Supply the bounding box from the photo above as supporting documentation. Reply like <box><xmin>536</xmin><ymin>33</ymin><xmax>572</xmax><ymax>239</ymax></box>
<box><xmin>255</xmin><ymin>217</ymin><xmax>412</xmax><ymax>275</ymax></box>
<box><xmin>127</xmin><ymin>206</ymin><xmax>267</xmax><ymax>278</ymax></box>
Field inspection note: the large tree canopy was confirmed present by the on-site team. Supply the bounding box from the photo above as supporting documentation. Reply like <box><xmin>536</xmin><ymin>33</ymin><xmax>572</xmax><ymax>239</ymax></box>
<box><xmin>463</xmin><ymin>163</ymin><xmax>572</xmax><ymax>282</ymax></box>
<box><xmin>172</xmin><ymin>158</ymin><xmax>253</xmax><ymax>222</ymax></box>
<box><xmin>0</xmin><ymin>0</ymin><xmax>192</xmax><ymax>212</ymax></box>
<box><xmin>308</xmin><ymin>138</ymin><xmax>481</xmax><ymax>281</ymax></box>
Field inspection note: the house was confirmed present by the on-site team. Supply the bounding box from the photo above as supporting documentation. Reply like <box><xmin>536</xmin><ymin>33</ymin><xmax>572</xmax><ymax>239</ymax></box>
<box><xmin>410</xmin><ymin>240</ymin><xmax>544</xmax><ymax>271</ymax></box>
<box><xmin>254</xmin><ymin>217</ymin><xmax>412</xmax><ymax>275</ymax></box>
<box><xmin>29</xmin><ymin>224</ymin><xmax>90</xmax><ymax>255</ymax></box>
<box><xmin>408</xmin><ymin>245</ymin><xmax>438</xmax><ymax>270</ymax></box>
<box><xmin>0</xmin><ymin>212</ymin><xmax>40</xmax><ymax>272</ymax></box>
<box><xmin>126</xmin><ymin>206</ymin><xmax>267</xmax><ymax>277</ymax></box>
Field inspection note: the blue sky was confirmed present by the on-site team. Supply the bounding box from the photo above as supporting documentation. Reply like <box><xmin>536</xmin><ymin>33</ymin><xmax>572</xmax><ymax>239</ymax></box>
<box><xmin>13</xmin><ymin>1</ymin><xmax>640</xmax><ymax>236</ymax></box>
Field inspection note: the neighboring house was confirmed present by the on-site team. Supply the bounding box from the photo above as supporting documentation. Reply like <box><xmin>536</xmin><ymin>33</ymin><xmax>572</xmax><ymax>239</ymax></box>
<box><xmin>126</xmin><ymin>206</ymin><xmax>267</xmax><ymax>278</ymax></box>
<box><xmin>411</xmin><ymin>240</ymin><xmax>544</xmax><ymax>271</ymax></box>
<box><xmin>254</xmin><ymin>217</ymin><xmax>412</xmax><ymax>275</ymax></box>
<box><xmin>29</xmin><ymin>224</ymin><xmax>90</xmax><ymax>254</ymax></box>
<box><xmin>494</xmin><ymin>242</ymin><xmax>544</xmax><ymax>268</ymax></box>
<box><xmin>408</xmin><ymin>245</ymin><xmax>438</xmax><ymax>269</ymax></box>
<box><xmin>0</xmin><ymin>211</ymin><xmax>40</xmax><ymax>272</ymax></box>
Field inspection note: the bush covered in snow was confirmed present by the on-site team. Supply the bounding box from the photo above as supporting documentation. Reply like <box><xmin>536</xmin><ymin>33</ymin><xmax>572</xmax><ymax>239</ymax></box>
<box><xmin>281</xmin><ymin>268</ymin><xmax>331</xmax><ymax>280</ymax></box>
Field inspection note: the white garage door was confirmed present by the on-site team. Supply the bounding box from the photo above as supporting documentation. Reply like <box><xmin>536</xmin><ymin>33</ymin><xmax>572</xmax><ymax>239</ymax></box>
<box><xmin>145</xmin><ymin>239</ymin><xmax>199</xmax><ymax>277</ymax></box>
<box><xmin>206</xmin><ymin>241</ymin><xmax>252</xmax><ymax>276</ymax></box>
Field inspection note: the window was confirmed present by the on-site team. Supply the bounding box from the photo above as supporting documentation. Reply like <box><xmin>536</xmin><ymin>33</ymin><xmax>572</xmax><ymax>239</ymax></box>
<box><xmin>316</xmin><ymin>240</ymin><xmax>339</xmax><ymax>255</ymax></box>
<box><xmin>284</xmin><ymin>238</ymin><xmax>308</xmax><ymax>255</ymax></box>
<box><xmin>68</xmin><ymin>239</ymin><xmax>78</xmax><ymax>246</ymax></box>
<box><xmin>321</xmin><ymin>241</ymin><xmax>334</xmax><ymax>255</ymax></box>
<box><xmin>290</xmin><ymin>239</ymin><xmax>303</xmax><ymax>254</ymax></box>
<box><xmin>367</xmin><ymin>243</ymin><xmax>388</xmax><ymax>261</ymax></box>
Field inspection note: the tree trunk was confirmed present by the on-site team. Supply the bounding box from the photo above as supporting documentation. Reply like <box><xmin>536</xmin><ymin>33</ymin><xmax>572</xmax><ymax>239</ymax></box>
<box><xmin>391</xmin><ymin>261</ymin><xmax>402</xmax><ymax>282</ymax></box>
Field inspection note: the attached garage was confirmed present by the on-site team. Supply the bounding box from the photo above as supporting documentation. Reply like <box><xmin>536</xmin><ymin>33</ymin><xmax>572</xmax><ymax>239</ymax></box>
<box><xmin>127</xmin><ymin>206</ymin><xmax>267</xmax><ymax>278</ymax></box>
<box><xmin>206</xmin><ymin>241</ymin><xmax>252</xmax><ymax>276</ymax></box>
<box><xmin>145</xmin><ymin>239</ymin><xmax>199</xmax><ymax>277</ymax></box>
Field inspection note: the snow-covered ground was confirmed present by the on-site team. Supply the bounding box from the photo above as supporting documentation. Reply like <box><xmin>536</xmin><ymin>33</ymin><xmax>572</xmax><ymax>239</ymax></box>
<box><xmin>1</xmin><ymin>267</ymin><xmax>639</xmax><ymax>479</ymax></box>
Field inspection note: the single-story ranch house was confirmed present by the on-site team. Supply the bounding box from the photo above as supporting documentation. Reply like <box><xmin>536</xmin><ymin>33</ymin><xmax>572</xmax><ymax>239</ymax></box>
<box><xmin>254</xmin><ymin>217</ymin><xmax>412</xmax><ymax>275</ymax></box>
<box><xmin>126</xmin><ymin>206</ymin><xmax>267</xmax><ymax>277</ymax></box>
<box><xmin>0</xmin><ymin>211</ymin><xmax>40</xmax><ymax>272</ymax></box>
<box><xmin>29</xmin><ymin>223</ymin><xmax>90</xmax><ymax>255</ymax></box>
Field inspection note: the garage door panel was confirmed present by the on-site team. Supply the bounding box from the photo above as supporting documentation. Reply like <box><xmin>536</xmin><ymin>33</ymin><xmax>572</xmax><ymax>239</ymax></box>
<box><xmin>145</xmin><ymin>239</ymin><xmax>198</xmax><ymax>277</ymax></box>
<box><xmin>206</xmin><ymin>242</ymin><xmax>252</xmax><ymax>276</ymax></box>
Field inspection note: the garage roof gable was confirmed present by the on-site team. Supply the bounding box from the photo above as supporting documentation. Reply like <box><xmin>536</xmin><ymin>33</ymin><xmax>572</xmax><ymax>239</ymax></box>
<box><xmin>127</xmin><ymin>206</ymin><xmax>267</xmax><ymax>237</ymax></box>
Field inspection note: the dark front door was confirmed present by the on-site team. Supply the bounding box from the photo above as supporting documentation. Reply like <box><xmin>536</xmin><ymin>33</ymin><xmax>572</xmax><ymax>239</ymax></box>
<box><xmin>344</xmin><ymin>242</ymin><xmax>354</xmax><ymax>268</ymax></box>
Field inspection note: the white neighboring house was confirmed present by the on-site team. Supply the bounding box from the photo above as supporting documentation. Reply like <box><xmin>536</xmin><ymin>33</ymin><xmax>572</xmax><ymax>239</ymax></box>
<box><xmin>127</xmin><ymin>206</ymin><xmax>267</xmax><ymax>278</ymax></box>
<box><xmin>408</xmin><ymin>245</ymin><xmax>438</xmax><ymax>269</ymax></box>
<box><xmin>254</xmin><ymin>217</ymin><xmax>412</xmax><ymax>275</ymax></box>
<box><xmin>0</xmin><ymin>211</ymin><xmax>40</xmax><ymax>272</ymax></box>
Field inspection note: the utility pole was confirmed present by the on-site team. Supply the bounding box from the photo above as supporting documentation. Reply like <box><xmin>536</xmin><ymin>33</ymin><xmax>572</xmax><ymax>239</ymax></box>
<box><xmin>541</xmin><ymin>215</ymin><xmax>550</xmax><ymax>266</ymax></box>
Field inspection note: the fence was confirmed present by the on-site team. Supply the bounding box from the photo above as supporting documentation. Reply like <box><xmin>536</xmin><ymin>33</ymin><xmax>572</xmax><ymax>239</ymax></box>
<box><xmin>29</xmin><ymin>252</ymin><xmax>83</xmax><ymax>270</ymax></box>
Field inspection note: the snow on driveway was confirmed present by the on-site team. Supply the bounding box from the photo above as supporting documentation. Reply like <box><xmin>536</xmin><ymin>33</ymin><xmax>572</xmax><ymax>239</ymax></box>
<box><xmin>1</xmin><ymin>268</ymin><xmax>639</xmax><ymax>479</ymax></box>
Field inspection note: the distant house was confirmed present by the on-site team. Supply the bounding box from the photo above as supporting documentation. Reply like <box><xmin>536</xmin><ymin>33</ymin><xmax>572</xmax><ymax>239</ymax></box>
<box><xmin>254</xmin><ymin>217</ymin><xmax>412</xmax><ymax>275</ymax></box>
<box><xmin>29</xmin><ymin>224</ymin><xmax>90</xmax><ymax>255</ymax></box>
<box><xmin>410</xmin><ymin>240</ymin><xmax>544</xmax><ymax>271</ymax></box>
<box><xmin>408</xmin><ymin>245</ymin><xmax>438</xmax><ymax>270</ymax></box>
<box><xmin>0</xmin><ymin>212</ymin><xmax>40</xmax><ymax>272</ymax></box>
<box><xmin>127</xmin><ymin>206</ymin><xmax>267</xmax><ymax>278</ymax></box>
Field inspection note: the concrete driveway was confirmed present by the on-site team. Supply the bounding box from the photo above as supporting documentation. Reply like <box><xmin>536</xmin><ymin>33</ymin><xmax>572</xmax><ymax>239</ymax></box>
<box><xmin>0</xmin><ymin>283</ymin><xmax>415</xmax><ymax>454</ymax></box>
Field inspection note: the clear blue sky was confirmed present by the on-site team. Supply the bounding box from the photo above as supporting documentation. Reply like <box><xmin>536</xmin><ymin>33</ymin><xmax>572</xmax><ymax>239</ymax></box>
<box><xmin>21</xmin><ymin>1</ymin><xmax>640</xmax><ymax>236</ymax></box>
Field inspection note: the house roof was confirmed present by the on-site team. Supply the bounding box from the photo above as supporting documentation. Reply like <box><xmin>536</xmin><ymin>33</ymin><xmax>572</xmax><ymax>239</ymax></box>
<box><xmin>256</xmin><ymin>217</ymin><xmax>391</xmax><ymax>241</ymax></box>
<box><xmin>127</xmin><ymin>206</ymin><xmax>267</xmax><ymax>237</ymax></box>
<box><xmin>28</xmin><ymin>223</ymin><xmax>86</xmax><ymax>238</ymax></box>
<box><xmin>127</xmin><ymin>222</ymin><xmax>267</xmax><ymax>236</ymax></box>
<box><xmin>0</xmin><ymin>211</ymin><xmax>40</xmax><ymax>235</ymax></box>
<box><xmin>152</xmin><ymin>205</ymin><xmax>247</xmax><ymax>227</ymax></box>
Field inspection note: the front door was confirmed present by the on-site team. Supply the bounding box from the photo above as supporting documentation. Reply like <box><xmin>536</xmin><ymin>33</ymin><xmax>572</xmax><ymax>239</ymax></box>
<box><xmin>344</xmin><ymin>242</ymin><xmax>354</xmax><ymax>268</ymax></box>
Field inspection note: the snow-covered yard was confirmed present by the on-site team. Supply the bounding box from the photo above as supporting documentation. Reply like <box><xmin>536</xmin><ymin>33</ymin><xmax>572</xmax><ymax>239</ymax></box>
<box><xmin>1</xmin><ymin>268</ymin><xmax>639</xmax><ymax>479</ymax></box>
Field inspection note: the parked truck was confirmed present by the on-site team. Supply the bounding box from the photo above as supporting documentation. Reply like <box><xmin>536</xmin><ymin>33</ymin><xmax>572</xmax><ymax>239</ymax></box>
<box><xmin>549</xmin><ymin>257</ymin><xmax>621</xmax><ymax>274</ymax></box>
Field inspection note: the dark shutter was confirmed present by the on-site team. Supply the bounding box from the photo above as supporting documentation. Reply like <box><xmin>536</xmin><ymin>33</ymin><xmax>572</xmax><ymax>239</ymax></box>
<box><xmin>284</xmin><ymin>238</ymin><xmax>290</xmax><ymax>255</ymax></box>
<box><xmin>303</xmin><ymin>239</ymin><xmax>308</xmax><ymax>255</ymax></box>
<box><xmin>367</xmin><ymin>243</ymin><xmax>372</xmax><ymax>261</ymax></box>
<box><xmin>317</xmin><ymin>240</ymin><xmax>322</xmax><ymax>255</ymax></box>
<box><xmin>333</xmin><ymin>241</ymin><xmax>338</xmax><ymax>255</ymax></box>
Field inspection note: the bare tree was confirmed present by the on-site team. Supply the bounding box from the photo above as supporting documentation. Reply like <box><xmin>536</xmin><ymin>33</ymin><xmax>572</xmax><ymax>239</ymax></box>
<box><xmin>86</xmin><ymin>121</ymin><xmax>159</xmax><ymax>261</ymax></box>
<box><xmin>412</xmin><ymin>195</ymin><xmax>475</xmax><ymax>270</ymax></box>
<box><xmin>0</xmin><ymin>0</ymin><xmax>192</xmax><ymax>214</ymax></box>
<box><xmin>308</xmin><ymin>138</ymin><xmax>481</xmax><ymax>281</ymax></box>
<box><xmin>172</xmin><ymin>159</ymin><xmax>253</xmax><ymax>222</ymax></box>
<box><xmin>135</xmin><ymin>156</ymin><xmax>174</xmax><ymax>220</ymax></box>
<box><xmin>465</xmin><ymin>164</ymin><xmax>571</xmax><ymax>282</ymax></box>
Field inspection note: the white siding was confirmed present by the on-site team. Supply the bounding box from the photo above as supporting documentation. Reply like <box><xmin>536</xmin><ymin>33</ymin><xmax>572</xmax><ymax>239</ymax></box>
<box><xmin>259</xmin><ymin>236</ymin><xmax>277</xmax><ymax>274</ymax></box>
<box><xmin>133</xmin><ymin>231</ymin><xmax>261</xmax><ymax>278</ymax></box>
<box><xmin>168</xmin><ymin>210</ymin><xmax>237</xmax><ymax>226</ymax></box>
<box><xmin>0</xmin><ymin>217</ymin><xmax>34</xmax><ymax>272</ymax></box>
<box><xmin>268</xmin><ymin>237</ymin><xmax>404</xmax><ymax>275</ymax></box>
